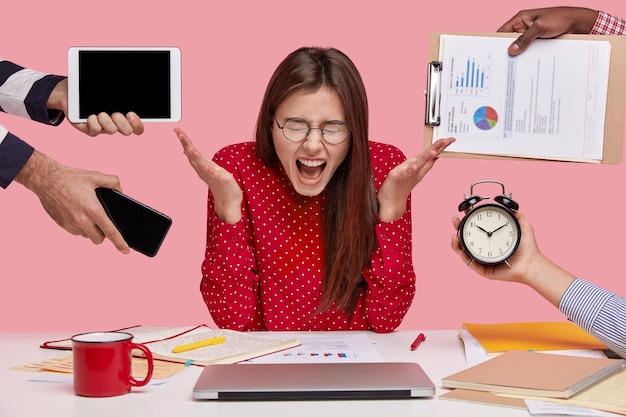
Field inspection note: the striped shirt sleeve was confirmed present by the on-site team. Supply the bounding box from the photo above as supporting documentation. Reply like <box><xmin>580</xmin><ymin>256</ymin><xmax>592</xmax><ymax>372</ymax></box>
<box><xmin>0</xmin><ymin>59</ymin><xmax>65</xmax><ymax>188</ymax></box>
<box><xmin>0</xmin><ymin>129</ymin><xmax>34</xmax><ymax>188</ymax></box>
<box><xmin>559</xmin><ymin>278</ymin><xmax>626</xmax><ymax>359</ymax></box>
<box><xmin>0</xmin><ymin>59</ymin><xmax>65</xmax><ymax>125</ymax></box>
<box><xmin>591</xmin><ymin>11</ymin><xmax>626</xmax><ymax>36</ymax></box>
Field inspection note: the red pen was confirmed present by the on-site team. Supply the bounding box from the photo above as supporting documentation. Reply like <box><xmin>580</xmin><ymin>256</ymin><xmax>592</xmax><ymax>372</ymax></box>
<box><xmin>410</xmin><ymin>333</ymin><xmax>426</xmax><ymax>351</ymax></box>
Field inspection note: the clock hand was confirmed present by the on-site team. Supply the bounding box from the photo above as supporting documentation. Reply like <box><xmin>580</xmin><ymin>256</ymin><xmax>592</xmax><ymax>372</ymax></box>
<box><xmin>491</xmin><ymin>222</ymin><xmax>510</xmax><ymax>234</ymax></box>
<box><xmin>476</xmin><ymin>225</ymin><xmax>491</xmax><ymax>236</ymax></box>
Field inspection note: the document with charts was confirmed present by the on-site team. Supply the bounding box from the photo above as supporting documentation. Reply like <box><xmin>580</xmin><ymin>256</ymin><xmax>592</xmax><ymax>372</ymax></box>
<box><xmin>245</xmin><ymin>331</ymin><xmax>384</xmax><ymax>364</ymax></box>
<box><xmin>431</xmin><ymin>34</ymin><xmax>611</xmax><ymax>162</ymax></box>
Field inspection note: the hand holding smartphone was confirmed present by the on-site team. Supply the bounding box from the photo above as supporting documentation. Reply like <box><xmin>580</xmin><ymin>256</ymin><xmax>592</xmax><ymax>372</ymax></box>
<box><xmin>95</xmin><ymin>188</ymin><xmax>172</xmax><ymax>257</ymax></box>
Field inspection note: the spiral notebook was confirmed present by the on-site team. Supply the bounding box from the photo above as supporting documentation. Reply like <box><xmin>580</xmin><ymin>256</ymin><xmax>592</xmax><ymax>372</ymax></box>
<box><xmin>441</xmin><ymin>350</ymin><xmax>626</xmax><ymax>399</ymax></box>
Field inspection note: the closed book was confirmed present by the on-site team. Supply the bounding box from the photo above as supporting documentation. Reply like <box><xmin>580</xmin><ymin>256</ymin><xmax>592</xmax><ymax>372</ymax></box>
<box><xmin>441</xmin><ymin>350</ymin><xmax>626</xmax><ymax>398</ymax></box>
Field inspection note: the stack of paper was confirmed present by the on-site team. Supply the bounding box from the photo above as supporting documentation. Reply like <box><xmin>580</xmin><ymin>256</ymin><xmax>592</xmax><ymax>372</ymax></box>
<box><xmin>443</xmin><ymin>322</ymin><xmax>622</xmax><ymax>415</ymax></box>
<box><xmin>440</xmin><ymin>350</ymin><xmax>626</xmax><ymax>415</ymax></box>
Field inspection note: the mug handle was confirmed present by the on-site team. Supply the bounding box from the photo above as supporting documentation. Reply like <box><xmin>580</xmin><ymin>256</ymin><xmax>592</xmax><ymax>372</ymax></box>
<box><xmin>128</xmin><ymin>343</ymin><xmax>154</xmax><ymax>387</ymax></box>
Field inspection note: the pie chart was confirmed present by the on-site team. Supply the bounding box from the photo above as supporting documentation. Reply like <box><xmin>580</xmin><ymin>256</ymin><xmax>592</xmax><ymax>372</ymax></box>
<box><xmin>473</xmin><ymin>106</ymin><xmax>498</xmax><ymax>130</ymax></box>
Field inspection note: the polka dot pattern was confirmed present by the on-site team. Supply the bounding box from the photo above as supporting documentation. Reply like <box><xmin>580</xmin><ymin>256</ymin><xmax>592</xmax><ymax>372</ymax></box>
<box><xmin>200</xmin><ymin>141</ymin><xmax>416</xmax><ymax>332</ymax></box>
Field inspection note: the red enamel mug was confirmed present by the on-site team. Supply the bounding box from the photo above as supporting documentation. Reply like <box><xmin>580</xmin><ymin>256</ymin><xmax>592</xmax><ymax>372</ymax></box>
<box><xmin>71</xmin><ymin>331</ymin><xmax>154</xmax><ymax>397</ymax></box>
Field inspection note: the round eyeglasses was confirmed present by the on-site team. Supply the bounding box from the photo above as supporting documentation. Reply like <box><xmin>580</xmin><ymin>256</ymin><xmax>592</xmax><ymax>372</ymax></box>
<box><xmin>275</xmin><ymin>117</ymin><xmax>351</xmax><ymax>145</ymax></box>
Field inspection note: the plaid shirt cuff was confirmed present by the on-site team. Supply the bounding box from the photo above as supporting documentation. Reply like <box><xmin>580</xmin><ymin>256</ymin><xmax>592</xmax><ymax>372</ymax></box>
<box><xmin>591</xmin><ymin>11</ymin><xmax>626</xmax><ymax>36</ymax></box>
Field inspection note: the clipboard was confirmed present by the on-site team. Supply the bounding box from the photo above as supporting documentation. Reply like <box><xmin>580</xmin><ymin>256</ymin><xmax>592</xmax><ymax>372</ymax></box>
<box><xmin>424</xmin><ymin>32</ymin><xmax>626</xmax><ymax>164</ymax></box>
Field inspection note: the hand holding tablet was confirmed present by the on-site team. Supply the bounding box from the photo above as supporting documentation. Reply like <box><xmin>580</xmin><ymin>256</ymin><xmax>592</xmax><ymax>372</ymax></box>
<box><xmin>66</xmin><ymin>47</ymin><xmax>179</xmax><ymax>256</ymax></box>
<box><xmin>67</xmin><ymin>46</ymin><xmax>181</xmax><ymax>123</ymax></box>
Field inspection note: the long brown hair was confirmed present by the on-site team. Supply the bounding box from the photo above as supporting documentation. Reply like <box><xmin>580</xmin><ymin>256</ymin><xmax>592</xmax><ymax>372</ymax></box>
<box><xmin>255</xmin><ymin>47</ymin><xmax>378</xmax><ymax>314</ymax></box>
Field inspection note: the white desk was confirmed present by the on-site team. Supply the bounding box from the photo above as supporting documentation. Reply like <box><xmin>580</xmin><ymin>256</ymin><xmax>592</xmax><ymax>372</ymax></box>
<box><xmin>0</xmin><ymin>330</ymin><xmax>529</xmax><ymax>417</ymax></box>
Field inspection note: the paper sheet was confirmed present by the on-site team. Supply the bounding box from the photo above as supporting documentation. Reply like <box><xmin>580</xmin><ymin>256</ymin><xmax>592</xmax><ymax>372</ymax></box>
<box><xmin>434</xmin><ymin>35</ymin><xmax>611</xmax><ymax>162</ymax></box>
<box><xmin>245</xmin><ymin>332</ymin><xmax>384</xmax><ymax>363</ymax></box>
<box><xmin>527</xmin><ymin>399</ymin><xmax>622</xmax><ymax>417</ymax></box>
<box><xmin>11</xmin><ymin>353</ymin><xmax>188</xmax><ymax>380</ymax></box>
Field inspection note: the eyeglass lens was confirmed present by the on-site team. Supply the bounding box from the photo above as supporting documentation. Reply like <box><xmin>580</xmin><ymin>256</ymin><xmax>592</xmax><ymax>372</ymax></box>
<box><xmin>280</xmin><ymin>118</ymin><xmax>349</xmax><ymax>144</ymax></box>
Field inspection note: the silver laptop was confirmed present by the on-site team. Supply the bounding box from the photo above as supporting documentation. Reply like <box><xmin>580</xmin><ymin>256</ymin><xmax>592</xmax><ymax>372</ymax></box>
<box><xmin>192</xmin><ymin>362</ymin><xmax>435</xmax><ymax>400</ymax></box>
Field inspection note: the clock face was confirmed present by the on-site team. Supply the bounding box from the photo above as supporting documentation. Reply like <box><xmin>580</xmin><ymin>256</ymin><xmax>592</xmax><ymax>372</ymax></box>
<box><xmin>459</xmin><ymin>203</ymin><xmax>521</xmax><ymax>265</ymax></box>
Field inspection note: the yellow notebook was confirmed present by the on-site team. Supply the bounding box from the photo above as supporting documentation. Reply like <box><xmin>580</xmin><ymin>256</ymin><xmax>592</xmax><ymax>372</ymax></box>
<box><xmin>462</xmin><ymin>321</ymin><xmax>607</xmax><ymax>353</ymax></box>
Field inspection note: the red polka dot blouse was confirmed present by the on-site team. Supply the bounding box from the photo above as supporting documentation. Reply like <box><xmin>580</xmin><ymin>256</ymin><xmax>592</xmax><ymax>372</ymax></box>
<box><xmin>200</xmin><ymin>141</ymin><xmax>415</xmax><ymax>332</ymax></box>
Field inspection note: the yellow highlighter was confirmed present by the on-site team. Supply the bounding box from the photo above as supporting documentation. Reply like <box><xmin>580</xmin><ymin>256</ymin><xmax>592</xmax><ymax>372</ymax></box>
<box><xmin>172</xmin><ymin>336</ymin><xmax>226</xmax><ymax>353</ymax></box>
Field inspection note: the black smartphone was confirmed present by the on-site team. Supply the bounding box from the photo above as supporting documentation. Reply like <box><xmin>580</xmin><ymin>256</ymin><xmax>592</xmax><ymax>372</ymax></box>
<box><xmin>95</xmin><ymin>187</ymin><xmax>172</xmax><ymax>257</ymax></box>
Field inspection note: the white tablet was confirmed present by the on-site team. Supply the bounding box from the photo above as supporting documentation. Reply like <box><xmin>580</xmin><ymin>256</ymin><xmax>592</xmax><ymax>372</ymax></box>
<box><xmin>68</xmin><ymin>46</ymin><xmax>181</xmax><ymax>123</ymax></box>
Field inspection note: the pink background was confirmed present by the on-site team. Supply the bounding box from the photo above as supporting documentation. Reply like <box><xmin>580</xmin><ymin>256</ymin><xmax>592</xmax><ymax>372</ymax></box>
<box><xmin>2</xmin><ymin>1</ymin><xmax>626</xmax><ymax>332</ymax></box>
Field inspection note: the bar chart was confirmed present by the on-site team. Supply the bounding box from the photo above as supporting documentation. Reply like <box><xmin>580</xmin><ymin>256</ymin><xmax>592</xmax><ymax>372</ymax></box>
<box><xmin>449</xmin><ymin>53</ymin><xmax>491</xmax><ymax>94</ymax></box>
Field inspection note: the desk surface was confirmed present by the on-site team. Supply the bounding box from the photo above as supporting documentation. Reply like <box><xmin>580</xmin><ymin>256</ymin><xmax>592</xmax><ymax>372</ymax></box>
<box><xmin>0</xmin><ymin>330</ymin><xmax>529</xmax><ymax>417</ymax></box>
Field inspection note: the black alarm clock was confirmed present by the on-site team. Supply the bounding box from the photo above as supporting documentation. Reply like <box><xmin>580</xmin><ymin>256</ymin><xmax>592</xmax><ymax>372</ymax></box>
<box><xmin>458</xmin><ymin>180</ymin><xmax>521</xmax><ymax>267</ymax></box>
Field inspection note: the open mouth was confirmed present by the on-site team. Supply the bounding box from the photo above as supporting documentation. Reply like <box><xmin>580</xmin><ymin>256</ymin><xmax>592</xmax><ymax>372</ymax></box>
<box><xmin>297</xmin><ymin>159</ymin><xmax>326</xmax><ymax>182</ymax></box>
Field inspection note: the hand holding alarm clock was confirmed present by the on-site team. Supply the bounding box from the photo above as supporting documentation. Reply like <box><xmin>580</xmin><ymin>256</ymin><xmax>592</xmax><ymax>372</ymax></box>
<box><xmin>457</xmin><ymin>180</ymin><xmax>521</xmax><ymax>267</ymax></box>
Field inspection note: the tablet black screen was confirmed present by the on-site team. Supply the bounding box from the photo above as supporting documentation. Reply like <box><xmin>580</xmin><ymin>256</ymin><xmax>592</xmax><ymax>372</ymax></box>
<box><xmin>78</xmin><ymin>50</ymin><xmax>171</xmax><ymax>119</ymax></box>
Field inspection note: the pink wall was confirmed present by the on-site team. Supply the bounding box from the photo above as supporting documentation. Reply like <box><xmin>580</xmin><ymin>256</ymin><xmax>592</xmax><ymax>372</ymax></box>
<box><xmin>2</xmin><ymin>1</ymin><xmax>625</xmax><ymax>332</ymax></box>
